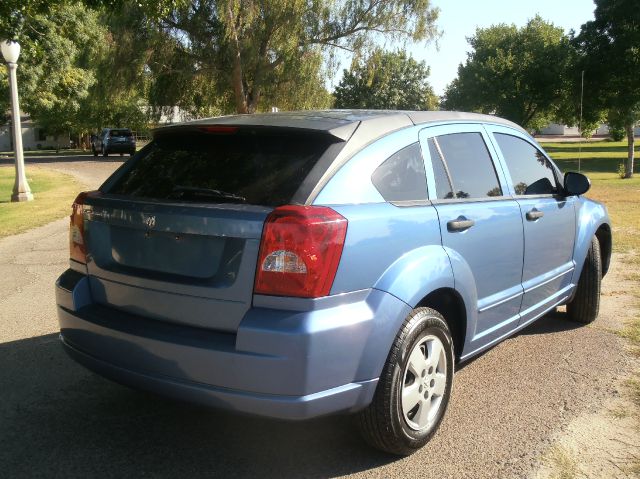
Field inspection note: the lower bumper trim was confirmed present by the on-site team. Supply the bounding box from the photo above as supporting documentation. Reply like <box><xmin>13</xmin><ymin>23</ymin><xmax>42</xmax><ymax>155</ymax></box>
<box><xmin>61</xmin><ymin>334</ymin><xmax>378</xmax><ymax>420</ymax></box>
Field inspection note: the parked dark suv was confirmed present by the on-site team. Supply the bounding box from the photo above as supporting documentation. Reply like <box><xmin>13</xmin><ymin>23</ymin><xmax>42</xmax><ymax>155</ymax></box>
<box><xmin>92</xmin><ymin>128</ymin><xmax>136</xmax><ymax>157</ymax></box>
<box><xmin>58</xmin><ymin>110</ymin><xmax>611</xmax><ymax>455</ymax></box>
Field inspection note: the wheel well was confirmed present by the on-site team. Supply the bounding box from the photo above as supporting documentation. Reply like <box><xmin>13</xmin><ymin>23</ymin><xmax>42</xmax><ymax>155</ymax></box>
<box><xmin>595</xmin><ymin>224</ymin><xmax>612</xmax><ymax>277</ymax></box>
<box><xmin>417</xmin><ymin>288</ymin><xmax>466</xmax><ymax>360</ymax></box>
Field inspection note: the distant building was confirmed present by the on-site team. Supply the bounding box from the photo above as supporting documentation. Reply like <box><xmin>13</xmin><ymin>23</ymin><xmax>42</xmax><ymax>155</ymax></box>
<box><xmin>539</xmin><ymin>122</ymin><xmax>640</xmax><ymax>136</ymax></box>
<box><xmin>0</xmin><ymin>114</ymin><xmax>70</xmax><ymax>151</ymax></box>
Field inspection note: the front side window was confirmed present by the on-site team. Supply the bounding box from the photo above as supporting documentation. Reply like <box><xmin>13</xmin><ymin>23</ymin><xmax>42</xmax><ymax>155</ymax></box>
<box><xmin>428</xmin><ymin>132</ymin><xmax>502</xmax><ymax>200</ymax></box>
<box><xmin>371</xmin><ymin>142</ymin><xmax>428</xmax><ymax>202</ymax></box>
<box><xmin>494</xmin><ymin>133</ymin><xmax>558</xmax><ymax>195</ymax></box>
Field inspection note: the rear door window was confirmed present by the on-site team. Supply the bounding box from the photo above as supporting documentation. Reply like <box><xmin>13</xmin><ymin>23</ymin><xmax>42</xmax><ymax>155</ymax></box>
<box><xmin>107</xmin><ymin>129</ymin><xmax>339</xmax><ymax>206</ymax></box>
<box><xmin>371</xmin><ymin>142</ymin><xmax>428</xmax><ymax>202</ymax></box>
<box><xmin>428</xmin><ymin>132</ymin><xmax>502</xmax><ymax>199</ymax></box>
<box><xmin>494</xmin><ymin>133</ymin><xmax>559</xmax><ymax>195</ymax></box>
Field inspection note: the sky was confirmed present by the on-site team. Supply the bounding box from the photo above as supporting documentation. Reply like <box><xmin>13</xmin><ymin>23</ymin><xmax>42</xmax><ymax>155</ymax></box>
<box><xmin>330</xmin><ymin>0</ymin><xmax>598</xmax><ymax>96</ymax></box>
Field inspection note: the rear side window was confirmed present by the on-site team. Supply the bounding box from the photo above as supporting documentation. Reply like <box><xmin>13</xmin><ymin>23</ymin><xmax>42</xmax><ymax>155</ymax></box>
<box><xmin>107</xmin><ymin>129</ymin><xmax>338</xmax><ymax>206</ymax></box>
<box><xmin>494</xmin><ymin>133</ymin><xmax>558</xmax><ymax>195</ymax></box>
<box><xmin>428</xmin><ymin>132</ymin><xmax>502</xmax><ymax>199</ymax></box>
<box><xmin>371</xmin><ymin>143</ymin><xmax>428</xmax><ymax>202</ymax></box>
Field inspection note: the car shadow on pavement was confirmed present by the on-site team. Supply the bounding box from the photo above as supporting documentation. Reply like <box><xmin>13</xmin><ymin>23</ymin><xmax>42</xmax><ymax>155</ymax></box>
<box><xmin>517</xmin><ymin>309</ymin><xmax>585</xmax><ymax>336</ymax></box>
<box><xmin>0</xmin><ymin>333</ymin><xmax>398</xmax><ymax>478</ymax></box>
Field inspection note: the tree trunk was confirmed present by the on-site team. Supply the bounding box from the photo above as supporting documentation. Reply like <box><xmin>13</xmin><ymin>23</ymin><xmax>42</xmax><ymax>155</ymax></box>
<box><xmin>625</xmin><ymin>123</ymin><xmax>635</xmax><ymax>179</ymax></box>
<box><xmin>227</xmin><ymin>6</ymin><xmax>248</xmax><ymax>114</ymax></box>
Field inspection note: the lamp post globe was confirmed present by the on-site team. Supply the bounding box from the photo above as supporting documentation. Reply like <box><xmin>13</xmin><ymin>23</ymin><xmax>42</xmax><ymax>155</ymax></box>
<box><xmin>1</xmin><ymin>40</ymin><xmax>20</xmax><ymax>63</ymax></box>
<box><xmin>2</xmin><ymin>40</ymin><xmax>33</xmax><ymax>202</ymax></box>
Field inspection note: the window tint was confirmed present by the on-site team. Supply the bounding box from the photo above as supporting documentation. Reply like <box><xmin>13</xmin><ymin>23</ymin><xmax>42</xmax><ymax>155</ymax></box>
<box><xmin>494</xmin><ymin>133</ymin><xmax>558</xmax><ymax>195</ymax></box>
<box><xmin>429</xmin><ymin>132</ymin><xmax>502</xmax><ymax>199</ymax></box>
<box><xmin>371</xmin><ymin>142</ymin><xmax>428</xmax><ymax>202</ymax></box>
<box><xmin>108</xmin><ymin>130</ymin><xmax>337</xmax><ymax>206</ymax></box>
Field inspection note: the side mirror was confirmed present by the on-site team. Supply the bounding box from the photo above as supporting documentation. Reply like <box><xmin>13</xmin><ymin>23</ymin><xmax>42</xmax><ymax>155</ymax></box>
<box><xmin>564</xmin><ymin>171</ymin><xmax>591</xmax><ymax>196</ymax></box>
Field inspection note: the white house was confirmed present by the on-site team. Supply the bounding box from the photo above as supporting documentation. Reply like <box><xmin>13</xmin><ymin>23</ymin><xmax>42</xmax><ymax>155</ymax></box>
<box><xmin>0</xmin><ymin>114</ymin><xmax>70</xmax><ymax>151</ymax></box>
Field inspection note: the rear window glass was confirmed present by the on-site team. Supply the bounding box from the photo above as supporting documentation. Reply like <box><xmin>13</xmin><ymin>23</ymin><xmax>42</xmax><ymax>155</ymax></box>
<box><xmin>107</xmin><ymin>129</ymin><xmax>337</xmax><ymax>206</ymax></box>
<box><xmin>109</xmin><ymin>130</ymin><xmax>132</xmax><ymax>137</ymax></box>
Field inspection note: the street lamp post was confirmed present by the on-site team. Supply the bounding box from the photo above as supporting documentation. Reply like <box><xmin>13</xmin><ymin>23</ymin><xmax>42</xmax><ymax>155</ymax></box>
<box><xmin>2</xmin><ymin>40</ymin><xmax>33</xmax><ymax>202</ymax></box>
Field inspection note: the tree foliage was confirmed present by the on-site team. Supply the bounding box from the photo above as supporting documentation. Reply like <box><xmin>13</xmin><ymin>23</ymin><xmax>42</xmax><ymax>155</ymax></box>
<box><xmin>0</xmin><ymin>0</ymin><xmax>440</xmax><ymax>141</ymax></box>
<box><xmin>159</xmin><ymin>0</ymin><xmax>440</xmax><ymax>113</ymax></box>
<box><xmin>442</xmin><ymin>16</ymin><xmax>574</xmax><ymax>131</ymax></box>
<box><xmin>574</xmin><ymin>0</ymin><xmax>639</xmax><ymax>178</ymax></box>
<box><xmin>334</xmin><ymin>49</ymin><xmax>438</xmax><ymax>110</ymax></box>
<box><xmin>0</xmin><ymin>3</ymin><xmax>107</xmax><ymax>138</ymax></box>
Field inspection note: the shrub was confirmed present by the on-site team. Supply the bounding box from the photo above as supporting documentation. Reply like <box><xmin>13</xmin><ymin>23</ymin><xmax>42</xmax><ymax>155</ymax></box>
<box><xmin>609</xmin><ymin>126</ymin><xmax>625</xmax><ymax>141</ymax></box>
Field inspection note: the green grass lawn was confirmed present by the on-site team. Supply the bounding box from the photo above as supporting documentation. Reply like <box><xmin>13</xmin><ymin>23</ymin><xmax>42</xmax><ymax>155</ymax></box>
<box><xmin>0</xmin><ymin>165</ymin><xmax>82</xmax><ymax>237</ymax></box>
<box><xmin>546</xmin><ymin>141</ymin><xmax>640</xmax><ymax>253</ymax></box>
<box><xmin>544</xmin><ymin>140</ymin><xmax>640</xmax><ymax>175</ymax></box>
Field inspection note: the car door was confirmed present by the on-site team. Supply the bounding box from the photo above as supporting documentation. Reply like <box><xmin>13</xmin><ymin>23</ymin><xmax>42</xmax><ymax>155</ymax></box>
<box><xmin>419</xmin><ymin>124</ymin><xmax>524</xmax><ymax>353</ymax></box>
<box><xmin>486</xmin><ymin>126</ymin><xmax>576</xmax><ymax>325</ymax></box>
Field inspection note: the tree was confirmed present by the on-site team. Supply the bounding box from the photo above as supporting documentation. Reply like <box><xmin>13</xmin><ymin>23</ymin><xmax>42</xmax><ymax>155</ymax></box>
<box><xmin>334</xmin><ymin>49</ymin><xmax>438</xmax><ymax>110</ymax></box>
<box><xmin>574</xmin><ymin>0</ymin><xmax>639</xmax><ymax>178</ymax></box>
<box><xmin>442</xmin><ymin>16</ymin><xmax>574</xmax><ymax>131</ymax></box>
<box><xmin>0</xmin><ymin>3</ymin><xmax>107</xmax><ymax>145</ymax></box>
<box><xmin>159</xmin><ymin>0</ymin><xmax>440</xmax><ymax>113</ymax></box>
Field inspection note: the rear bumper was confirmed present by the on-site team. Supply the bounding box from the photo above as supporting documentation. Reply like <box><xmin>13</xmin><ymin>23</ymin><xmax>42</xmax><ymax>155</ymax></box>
<box><xmin>105</xmin><ymin>142</ymin><xmax>135</xmax><ymax>153</ymax></box>
<box><xmin>56</xmin><ymin>269</ymin><xmax>411</xmax><ymax>420</ymax></box>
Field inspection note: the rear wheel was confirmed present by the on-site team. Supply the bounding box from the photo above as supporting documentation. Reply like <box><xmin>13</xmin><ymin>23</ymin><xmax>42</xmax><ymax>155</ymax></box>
<box><xmin>356</xmin><ymin>307</ymin><xmax>454</xmax><ymax>455</ymax></box>
<box><xmin>92</xmin><ymin>146</ymin><xmax>98</xmax><ymax>157</ymax></box>
<box><xmin>567</xmin><ymin>236</ymin><xmax>601</xmax><ymax>324</ymax></box>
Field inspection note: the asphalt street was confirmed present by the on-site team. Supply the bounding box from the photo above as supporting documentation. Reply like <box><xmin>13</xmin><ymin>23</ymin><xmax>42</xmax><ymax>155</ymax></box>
<box><xmin>0</xmin><ymin>156</ymin><xmax>631</xmax><ymax>478</ymax></box>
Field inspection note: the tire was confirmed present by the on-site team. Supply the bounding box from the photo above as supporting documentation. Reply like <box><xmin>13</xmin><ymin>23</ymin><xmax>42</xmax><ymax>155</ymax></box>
<box><xmin>355</xmin><ymin>307</ymin><xmax>454</xmax><ymax>455</ymax></box>
<box><xmin>92</xmin><ymin>147</ymin><xmax>98</xmax><ymax>157</ymax></box>
<box><xmin>567</xmin><ymin>236</ymin><xmax>601</xmax><ymax>324</ymax></box>
<box><xmin>102</xmin><ymin>145</ymin><xmax>108</xmax><ymax>157</ymax></box>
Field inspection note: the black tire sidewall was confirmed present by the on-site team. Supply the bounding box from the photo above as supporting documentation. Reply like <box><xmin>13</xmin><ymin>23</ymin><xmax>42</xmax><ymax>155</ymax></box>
<box><xmin>388</xmin><ymin>310</ymin><xmax>454</xmax><ymax>449</ymax></box>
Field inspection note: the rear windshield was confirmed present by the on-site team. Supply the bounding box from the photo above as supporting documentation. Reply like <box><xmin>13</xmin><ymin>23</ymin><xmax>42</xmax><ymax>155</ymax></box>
<box><xmin>106</xmin><ymin>129</ymin><xmax>338</xmax><ymax>206</ymax></box>
<box><xmin>109</xmin><ymin>130</ymin><xmax>132</xmax><ymax>137</ymax></box>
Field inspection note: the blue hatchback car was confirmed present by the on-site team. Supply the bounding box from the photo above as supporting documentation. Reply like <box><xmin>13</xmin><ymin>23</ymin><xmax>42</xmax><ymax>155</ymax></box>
<box><xmin>56</xmin><ymin>110</ymin><xmax>611</xmax><ymax>455</ymax></box>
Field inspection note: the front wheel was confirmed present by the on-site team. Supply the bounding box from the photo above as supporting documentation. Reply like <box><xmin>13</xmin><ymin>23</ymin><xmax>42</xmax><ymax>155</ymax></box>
<box><xmin>567</xmin><ymin>236</ymin><xmax>601</xmax><ymax>324</ymax></box>
<box><xmin>355</xmin><ymin>307</ymin><xmax>454</xmax><ymax>455</ymax></box>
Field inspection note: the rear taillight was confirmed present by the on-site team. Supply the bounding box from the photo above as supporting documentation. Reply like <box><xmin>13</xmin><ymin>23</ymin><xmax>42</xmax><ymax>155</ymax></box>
<box><xmin>254</xmin><ymin>205</ymin><xmax>348</xmax><ymax>298</ymax></box>
<box><xmin>69</xmin><ymin>191</ymin><xmax>98</xmax><ymax>264</ymax></box>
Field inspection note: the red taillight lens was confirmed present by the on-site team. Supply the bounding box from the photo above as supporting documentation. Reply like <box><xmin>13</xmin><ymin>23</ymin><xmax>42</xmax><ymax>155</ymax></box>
<box><xmin>69</xmin><ymin>191</ymin><xmax>98</xmax><ymax>264</ymax></box>
<box><xmin>254</xmin><ymin>205</ymin><xmax>348</xmax><ymax>298</ymax></box>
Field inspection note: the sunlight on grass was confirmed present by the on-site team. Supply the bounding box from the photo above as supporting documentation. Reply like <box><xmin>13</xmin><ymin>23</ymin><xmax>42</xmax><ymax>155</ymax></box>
<box><xmin>548</xmin><ymin>144</ymin><xmax>640</xmax><ymax>253</ymax></box>
<box><xmin>0</xmin><ymin>166</ymin><xmax>81</xmax><ymax>237</ymax></box>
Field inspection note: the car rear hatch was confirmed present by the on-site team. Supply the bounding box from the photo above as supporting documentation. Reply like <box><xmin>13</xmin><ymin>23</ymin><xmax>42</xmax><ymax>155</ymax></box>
<box><xmin>109</xmin><ymin>129</ymin><xmax>134</xmax><ymax>145</ymax></box>
<box><xmin>82</xmin><ymin>125</ymin><xmax>347</xmax><ymax>333</ymax></box>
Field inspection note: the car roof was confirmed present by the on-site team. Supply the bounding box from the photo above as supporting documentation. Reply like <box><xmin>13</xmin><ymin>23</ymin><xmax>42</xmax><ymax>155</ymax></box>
<box><xmin>156</xmin><ymin>110</ymin><xmax>527</xmax><ymax>141</ymax></box>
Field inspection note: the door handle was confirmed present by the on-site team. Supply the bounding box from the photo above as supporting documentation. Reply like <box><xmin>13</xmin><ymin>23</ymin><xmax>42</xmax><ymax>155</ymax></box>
<box><xmin>526</xmin><ymin>209</ymin><xmax>544</xmax><ymax>221</ymax></box>
<box><xmin>447</xmin><ymin>216</ymin><xmax>475</xmax><ymax>232</ymax></box>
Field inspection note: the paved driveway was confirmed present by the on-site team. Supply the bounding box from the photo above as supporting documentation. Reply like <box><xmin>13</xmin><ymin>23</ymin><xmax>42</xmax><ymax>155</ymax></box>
<box><xmin>0</xmin><ymin>157</ymin><xmax>630</xmax><ymax>478</ymax></box>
